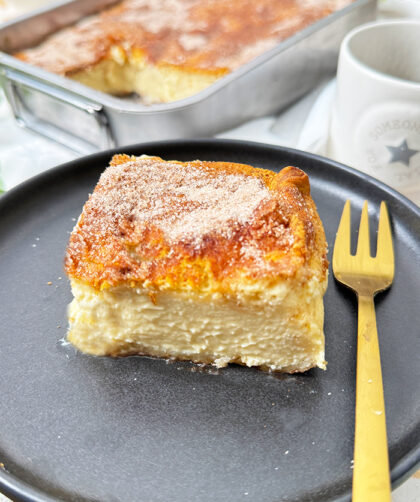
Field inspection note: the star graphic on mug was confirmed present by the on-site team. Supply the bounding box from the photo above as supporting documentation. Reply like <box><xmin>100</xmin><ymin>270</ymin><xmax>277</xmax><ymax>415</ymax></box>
<box><xmin>386</xmin><ymin>139</ymin><xmax>419</xmax><ymax>167</ymax></box>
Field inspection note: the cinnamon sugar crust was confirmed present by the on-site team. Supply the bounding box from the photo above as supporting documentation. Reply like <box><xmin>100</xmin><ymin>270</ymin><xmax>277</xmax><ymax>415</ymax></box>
<box><xmin>16</xmin><ymin>0</ymin><xmax>353</xmax><ymax>76</ymax></box>
<box><xmin>65</xmin><ymin>155</ymin><xmax>328</xmax><ymax>294</ymax></box>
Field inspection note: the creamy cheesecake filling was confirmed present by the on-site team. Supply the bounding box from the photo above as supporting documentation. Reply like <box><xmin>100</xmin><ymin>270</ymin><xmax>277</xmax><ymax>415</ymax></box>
<box><xmin>68</xmin><ymin>277</ymin><xmax>327</xmax><ymax>372</ymax></box>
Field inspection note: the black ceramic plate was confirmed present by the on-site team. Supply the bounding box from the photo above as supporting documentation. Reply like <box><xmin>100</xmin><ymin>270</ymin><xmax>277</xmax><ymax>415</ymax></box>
<box><xmin>0</xmin><ymin>140</ymin><xmax>419</xmax><ymax>502</ymax></box>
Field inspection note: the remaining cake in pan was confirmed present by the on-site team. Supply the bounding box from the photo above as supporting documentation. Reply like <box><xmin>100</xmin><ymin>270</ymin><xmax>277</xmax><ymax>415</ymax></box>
<box><xmin>65</xmin><ymin>154</ymin><xmax>328</xmax><ymax>372</ymax></box>
<box><xmin>17</xmin><ymin>0</ymin><xmax>352</xmax><ymax>103</ymax></box>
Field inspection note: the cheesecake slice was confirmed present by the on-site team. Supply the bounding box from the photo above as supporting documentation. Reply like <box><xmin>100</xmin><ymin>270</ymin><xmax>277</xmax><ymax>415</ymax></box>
<box><xmin>65</xmin><ymin>154</ymin><xmax>328</xmax><ymax>372</ymax></box>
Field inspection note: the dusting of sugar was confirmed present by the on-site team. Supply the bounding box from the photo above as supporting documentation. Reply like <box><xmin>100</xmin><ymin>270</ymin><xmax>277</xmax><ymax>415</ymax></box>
<box><xmin>299</xmin><ymin>0</ymin><xmax>350</xmax><ymax>8</ymax></box>
<box><xmin>178</xmin><ymin>33</ymin><xmax>207</xmax><ymax>52</ymax></box>
<box><xmin>90</xmin><ymin>157</ymin><xmax>271</xmax><ymax>246</ymax></box>
<box><xmin>240</xmin><ymin>244</ymin><xmax>275</xmax><ymax>272</ymax></box>
<box><xmin>218</xmin><ymin>37</ymin><xmax>280</xmax><ymax>69</ymax></box>
<box><xmin>19</xmin><ymin>17</ymin><xmax>107</xmax><ymax>74</ymax></box>
<box><xmin>19</xmin><ymin>0</ymin><xmax>353</xmax><ymax>76</ymax></box>
<box><xmin>117</xmin><ymin>0</ymin><xmax>189</xmax><ymax>33</ymax></box>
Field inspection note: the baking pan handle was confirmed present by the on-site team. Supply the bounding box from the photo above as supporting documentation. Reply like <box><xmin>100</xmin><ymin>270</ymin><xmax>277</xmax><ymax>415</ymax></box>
<box><xmin>2</xmin><ymin>68</ymin><xmax>115</xmax><ymax>153</ymax></box>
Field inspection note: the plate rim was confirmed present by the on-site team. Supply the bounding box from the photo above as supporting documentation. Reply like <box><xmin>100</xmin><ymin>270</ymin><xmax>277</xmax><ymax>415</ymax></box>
<box><xmin>1</xmin><ymin>138</ymin><xmax>420</xmax><ymax>219</ymax></box>
<box><xmin>0</xmin><ymin>138</ymin><xmax>419</xmax><ymax>502</ymax></box>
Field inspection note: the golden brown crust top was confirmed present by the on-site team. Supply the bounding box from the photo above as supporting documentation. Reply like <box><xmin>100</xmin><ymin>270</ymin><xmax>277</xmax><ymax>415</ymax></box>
<box><xmin>16</xmin><ymin>0</ymin><xmax>352</xmax><ymax>75</ymax></box>
<box><xmin>65</xmin><ymin>155</ymin><xmax>328</xmax><ymax>293</ymax></box>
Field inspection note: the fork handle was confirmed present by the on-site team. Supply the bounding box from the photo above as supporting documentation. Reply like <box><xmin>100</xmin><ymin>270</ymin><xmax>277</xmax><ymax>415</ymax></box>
<box><xmin>353</xmin><ymin>295</ymin><xmax>391</xmax><ymax>502</ymax></box>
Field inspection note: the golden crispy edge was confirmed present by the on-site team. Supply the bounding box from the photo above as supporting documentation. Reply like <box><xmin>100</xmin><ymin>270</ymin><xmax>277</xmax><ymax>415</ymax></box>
<box><xmin>65</xmin><ymin>155</ymin><xmax>328</xmax><ymax>293</ymax></box>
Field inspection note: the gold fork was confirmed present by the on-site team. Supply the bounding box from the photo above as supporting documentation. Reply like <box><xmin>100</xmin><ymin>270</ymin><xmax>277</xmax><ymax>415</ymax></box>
<box><xmin>333</xmin><ymin>200</ymin><xmax>394</xmax><ymax>502</ymax></box>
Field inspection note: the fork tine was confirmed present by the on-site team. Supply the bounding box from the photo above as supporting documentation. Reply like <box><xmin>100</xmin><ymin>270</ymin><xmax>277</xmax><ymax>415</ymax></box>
<box><xmin>376</xmin><ymin>201</ymin><xmax>394</xmax><ymax>267</ymax></box>
<box><xmin>356</xmin><ymin>201</ymin><xmax>370</xmax><ymax>257</ymax></box>
<box><xmin>333</xmin><ymin>200</ymin><xmax>351</xmax><ymax>269</ymax></box>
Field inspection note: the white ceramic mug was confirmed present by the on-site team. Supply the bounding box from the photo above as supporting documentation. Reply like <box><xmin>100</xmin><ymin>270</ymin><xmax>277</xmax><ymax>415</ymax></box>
<box><xmin>328</xmin><ymin>20</ymin><xmax>420</xmax><ymax>204</ymax></box>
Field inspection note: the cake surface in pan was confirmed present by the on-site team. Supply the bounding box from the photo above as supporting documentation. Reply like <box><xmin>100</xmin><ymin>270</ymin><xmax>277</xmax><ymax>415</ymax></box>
<box><xmin>16</xmin><ymin>0</ymin><xmax>353</xmax><ymax>103</ymax></box>
<box><xmin>65</xmin><ymin>154</ymin><xmax>328</xmax><ymax>372</ymax></box>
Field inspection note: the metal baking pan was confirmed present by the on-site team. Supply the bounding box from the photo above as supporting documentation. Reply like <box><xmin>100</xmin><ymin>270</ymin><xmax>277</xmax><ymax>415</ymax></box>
<box><xmin>0</xmin><ymin>0</ymin><xmax>376</xmax><ymax>153</ymax></box>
